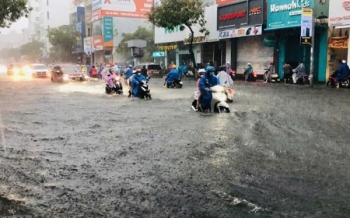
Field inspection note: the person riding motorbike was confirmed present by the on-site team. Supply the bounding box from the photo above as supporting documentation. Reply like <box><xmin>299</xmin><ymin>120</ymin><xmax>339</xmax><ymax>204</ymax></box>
<box><xmin>164</xmin><ymin>64</ymin><xmax>179</xmax><ymax>87</ymax></box>
<box><xmin>264</xmin><ymin>61</ymin><xmax>275</xmax><ymax>83</ymax></box>
<box><xmin>292</xmin><ymin>62</ymin><xmax>306</xmax><ymax>83</ymax></box>
<box><xmin>216</xmin><ymin>65</ymin><xmax>234</xmax><ymax>87</ymax></box>
<box><xmin>124</xmin><ymin>65</ymin><xmax>133</xmax><ymax>85</ymax></box>
<box><xmin>89</xmin><ymin>65</ymin><xmax>98</xmax><ymax>78</ymax></box>
<box><xmin>104</xmin><ymin>69</ymin><xmax>118</xmax><ymax>93</ymax></box>
<box><xmin>131</xmin><ymin>68</ymin><xmax>147</xmax><ymax>98</ymax></box>
<box><xmin>191</xmin><ymin>69</ymin><xmax>206</xmax><ymax>111</ymax></box>
<box><xmin>334</xmin><ymin>60</ymin><xmax>350</xmax><ymax>88</ymax></box>
<box><xmin>244</xmin><ymin>63</ymin><xmax>253</xmax><ymax>81</ymax></box>
<box><xmin>199</xmin><ymin>66</ymin><xmax>220</xmax><ymax>113</ymax></box>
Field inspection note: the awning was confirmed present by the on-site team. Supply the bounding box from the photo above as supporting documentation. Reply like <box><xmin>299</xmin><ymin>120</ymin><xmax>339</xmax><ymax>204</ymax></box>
<box><xmin>265</xmin><ymin>24</ymin><xmax>300</xmax><ymax>31</ymax></box>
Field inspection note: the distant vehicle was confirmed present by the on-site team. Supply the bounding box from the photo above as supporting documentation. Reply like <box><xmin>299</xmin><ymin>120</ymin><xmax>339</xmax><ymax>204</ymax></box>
<box><xmin>31</xmin><ymin>63</ymin><xmax>50</xmax><ymax>78</ymax></box>
<box><xmin>134</xmin><ymin>63</ymin><xmax>163</xmax><ymax>77</ymax></box>
<box><xmin>7</xmin><ymin>63</ymin><xmax>26</xmax><ymax>76</ymax></box>
<box><xmin>50</xmin><ymin>65</ymin><xmax>87</xmax><ymax>83</ymax></box>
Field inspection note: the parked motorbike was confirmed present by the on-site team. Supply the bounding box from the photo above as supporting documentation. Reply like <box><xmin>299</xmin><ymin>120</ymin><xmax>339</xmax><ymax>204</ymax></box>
<box><xmin>138</xmin><ymin>77</ymin><xmax>152</xmax><ymax>99</ymax></box>
<box><xmin>293</xmin><ymin>74</ymin><xmax>310</xmax><ymax>85</ymax></box>
<box><xmin>327</xmin><ymin>71</ymin><xmax>350</xmax><ymax>88</ymax></box>
<box><xmin>191</xmin><ymin>85</ymin><xmax>230</xmax><ymax>113</ymax></box>
<box><xmin>263</xmin><ymin>68</ymin><xmax>280</xmax><ymax>83</ymax></box>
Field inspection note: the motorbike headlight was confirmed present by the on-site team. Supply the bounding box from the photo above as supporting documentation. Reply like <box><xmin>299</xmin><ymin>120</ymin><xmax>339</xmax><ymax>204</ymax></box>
<box><xmin>23</xmin><ymin>67</ymin><xmax>33</xmax><ymax>75</ymax></box>
<box><xmin>63</xmin><ymin>74</ymin><xmax>69</xmax><ymax>80</ymax></box>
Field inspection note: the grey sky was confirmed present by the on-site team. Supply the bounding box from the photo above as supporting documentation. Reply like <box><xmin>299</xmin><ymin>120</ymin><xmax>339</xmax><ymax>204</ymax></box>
<box><xmin>0</xmin><ymin>17</ymin><xmax>28</xmax><ymax>34</ymax></box>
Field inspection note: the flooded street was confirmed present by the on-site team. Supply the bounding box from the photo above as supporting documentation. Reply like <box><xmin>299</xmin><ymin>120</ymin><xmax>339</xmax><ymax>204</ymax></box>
<box><xmin>0</xmin><ymin>74</ymin><xmax>350</xmax><ymax>217</ymax></box>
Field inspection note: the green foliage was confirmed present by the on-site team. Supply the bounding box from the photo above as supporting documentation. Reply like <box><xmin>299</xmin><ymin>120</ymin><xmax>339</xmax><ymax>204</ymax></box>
<box><xmin>148</xmin><ymin>0</ymin><xmax>209</xmax><ymax>65</ymax></box>
<box><xmin>0</xmin><ymin>0</ymin><xmax>31</xmax><ymax>28</ymax></box>
<box><xmin>116</xmin><ymin>26</ymin><xmax>157</xmax><ymax>62</ymax></box>
<box><xmin>19</xmin><ymin>41</ymin><xmax>44</xmax><ymax>62</ymax></box>
<box><xmin>47</xmin><ymin>25</ymin><xmax>80</xmax><ymax>61</ymax></box>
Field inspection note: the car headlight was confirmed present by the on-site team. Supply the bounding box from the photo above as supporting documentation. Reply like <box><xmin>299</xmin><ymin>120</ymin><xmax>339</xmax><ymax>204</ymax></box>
<box><xmin>13</xmin><ymin>68</ymin><xmax>20</xmax><ymax>74</ymax></box>
<box><xmin>23</xmin><ymin>67</ymin><xmax>33</xmax><ymax>75</ymax></box>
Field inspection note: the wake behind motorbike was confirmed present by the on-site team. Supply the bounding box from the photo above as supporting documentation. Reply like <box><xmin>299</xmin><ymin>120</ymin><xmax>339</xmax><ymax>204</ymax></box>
<box><xmin>327</xmin><ymin>71</ymin><xmax>350</xmax><ymax>88</ymax></box>
<box><xmin>192</xmin><ymin>85</ymin><xmax>230</xmax><ymax>113</ymax></box>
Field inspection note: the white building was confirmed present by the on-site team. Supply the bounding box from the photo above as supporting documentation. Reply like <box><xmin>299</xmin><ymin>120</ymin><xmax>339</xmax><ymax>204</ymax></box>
<box><xmin>38</xmin><ymin>0</ymin><xmax>70</xmax><ymax>56</ymax></box>
<box><xmin>27</xmin><ymin>0</ymin><xmax>41</xmax><ymax>41</ymax></box>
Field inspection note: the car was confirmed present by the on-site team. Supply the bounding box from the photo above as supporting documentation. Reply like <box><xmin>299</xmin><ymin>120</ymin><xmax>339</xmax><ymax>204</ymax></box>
<box><xmin>134</xmin><ymin>63</ymin><xmax>163</xmax><ymax>77</ymax></box>
<box><xmin>7</xmin><ymin>63</ymin><xmax>26</xmax><ymax>76</ymax></box>
<box><xmin>50</xmin><ymin>65</ymin><xmax>87</xmax><ymax>83</ymax></box>
<box><xmin>0</xmin><ymin>64</ymin><xmax>7</xmax><ymax>74</ymax></box>
<box><xmin>31</xmin><ymin>63</ymin><xmax>50</xmax><ymax>78</ymax></box>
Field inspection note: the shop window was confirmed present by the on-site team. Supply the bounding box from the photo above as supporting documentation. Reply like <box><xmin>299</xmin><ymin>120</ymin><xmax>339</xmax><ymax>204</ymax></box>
<box><xmin>92</xmin><ymin>20</ymin><xmax>102</xmax><ymax>36</ymax></box>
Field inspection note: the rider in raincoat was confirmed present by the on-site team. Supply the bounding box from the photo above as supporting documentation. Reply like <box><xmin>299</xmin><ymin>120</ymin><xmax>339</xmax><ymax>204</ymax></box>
<box><xmin>199</xmin><ymin>66</ymin><xmax>219</xmax><ymax>112</ymax></box>
<box><xmin>164</xmin><ymin>65</ymin><xmax>179</xmax><ymax>87</ymax></box>
<box><xmin>131</xmin><ymin>69</ymin><xmax>147</xmax><ymax>98</ymax></box>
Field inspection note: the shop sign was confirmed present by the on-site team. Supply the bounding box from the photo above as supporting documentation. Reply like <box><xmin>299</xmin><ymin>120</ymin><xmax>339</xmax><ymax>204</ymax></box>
<box><xmin>157</xmin><ymin>44</ymin><xmax>178</xmax><ymax>51</ymax></box>
<box><xmin>184</xmin><ymin>36</ymin><xmax>206</xmax><ymax>44</ymax></box>
<box><xmin>217</xmin><ymin>0</ymin><xmax>264</xmax><ymax>30</ymax></box>
<box><xmin>84</xmin><ymin>37</ymin><xmax>92</xmax><ymax>54</ymax></box>
<box><xmin>329</xmin><ymin>0</ymin><xmax>350</xmax><ymax>26</ymax></box>
<box><xmin>218</xmin><ymin>25</ymin><xmax>262</xmax><ymax>39</ymax></box>
<box><xmin>328</xmin><ymin>37</ymin><xmax>349</xmax><ymax>48</ymax></box>
<box><xmin>300</xmin><ymin>8</ymin><xmax>314</xmax><ymax>46</ymax></box>
<box><xmin>152</xmin><ymin>51</ymin><xmax>165</xmax><ymax>57</ymax></box>
<box><xmin>92</xmin><ymin>0</ymin><xmax>102</xmax><ymax>11</ymax></box>
<box><xmin>217</xmin><ymin>0</ymin><xmax>245</xmax><ymax>6</ymax></box>
<box><xmin>91</xmin><ymin>10</ymin><xmax>102</xmax><ymax>22</ymax></box>
<box><xmin>266</xmin><ymin>0</ymin><xmax>313</xmax><ymax>30</ymax></box>
<box><xmin>103</xmin><ymin>17</ymin><xmax>114</xmax><ymax>47</ymax></box>
<box><xmin>93</xmin><ymin>36</ymin><xmax>103</xmax><ymax>51</ymax></box>
<box><xmin>100</xmin><ymin>0</ymin><xmax>152</xmax><ymax>18</ymax></box>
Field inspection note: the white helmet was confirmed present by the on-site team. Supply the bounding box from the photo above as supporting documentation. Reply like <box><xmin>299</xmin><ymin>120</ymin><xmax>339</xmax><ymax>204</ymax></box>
<box><xmin>342</xmin><ymin>60</ymin><xmax>346</xmax><ymax>64</ymax></box>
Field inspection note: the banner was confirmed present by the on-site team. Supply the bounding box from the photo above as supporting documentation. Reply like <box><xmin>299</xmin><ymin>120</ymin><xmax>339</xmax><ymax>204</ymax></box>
<box><xmin>103</xmin><ymin>17</ymin><xmax>113</xmax><ymax>47</ymax></box>
<box><xmin>328</xmin><ymin>37</ymin><xmax>349</xmax><ymax>49</ymax></box>
<box><xmin>300</xmin><ymin>8</ymin><xmax>313</xmax><ymax>46</ymax></box>
<box><xmin>218</xmin><ymin>25</ymin><xmax>262</xmax><ymax>39</ymax></box>
<box><xmin>84</xmin><ymin>37</ymin><xmax>92</xmax><ymax>54</ymax></box>
<box><xmin>100</xmin><ymin>0</ymin><xmax>152</xmax><ymax>18</ymax></box>
<box><xmin>329</xmin><ymin>0</ymin><xmax>350</xmax><ymax>26</ymax></box>
<box><xmin>93</xmin><ymin>36</ymin><xmax>103</xmax><ymax>51</ymax></box>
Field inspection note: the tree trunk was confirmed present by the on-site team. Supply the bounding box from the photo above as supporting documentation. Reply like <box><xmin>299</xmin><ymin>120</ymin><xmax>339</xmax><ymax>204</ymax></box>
<box><xmin>185</xmin><ymin>24</ymin><xmax>197</xmax><ymax>80</ymax></box>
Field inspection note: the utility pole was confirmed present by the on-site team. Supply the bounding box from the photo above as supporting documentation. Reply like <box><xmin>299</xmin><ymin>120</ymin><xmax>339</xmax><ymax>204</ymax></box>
<box><xmin>309</xmin><ymin>11</ymin><xmax>315</xmax><ymax>88</ymax></box>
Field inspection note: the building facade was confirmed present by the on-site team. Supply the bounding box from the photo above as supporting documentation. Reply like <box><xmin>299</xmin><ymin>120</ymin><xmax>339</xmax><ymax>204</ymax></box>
<box><xmin>327</xmin><ymin>0</ymin><xmax>350</xmax><ymax>80</ymax></box>
<box><xmin>90</xmin><ymin>0</ymin><xmax>152</xmax><ymax>65</ymax></box>
<box><xmin>39</xmin><ymin>0</ymin><xmax>70</xmax><ymax>57</ymax></box>
<box><xmin>27</xmin><ymin>0</ymin><xmax>41</xmax><ymax>41</ymax></box>
<box><xmin>265</xmin><ymin>0</ymin><xmax>329</xmax><ymax>82</ymax></box>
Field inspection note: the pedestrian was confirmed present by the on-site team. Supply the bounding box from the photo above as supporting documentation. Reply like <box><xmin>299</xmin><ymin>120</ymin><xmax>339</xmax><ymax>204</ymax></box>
<box><xmin>264</xmin><ymin>61</ymin><xmax>274</xmax><ymax>83</ymax></box>
<box><xmin>283</xmin><ymin>62</ymin><xmax>292</xmax><ymax>83</ymax></box>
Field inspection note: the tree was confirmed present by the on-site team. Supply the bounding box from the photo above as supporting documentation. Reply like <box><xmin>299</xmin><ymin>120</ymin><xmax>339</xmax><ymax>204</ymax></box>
<box><xmin>19</xmin><ymin>41</ymin><xmax>44</xmax><ymax>62</ymax></box>
<box><xmin>116</xmin><ymin>27</ymin><xmax>157</xmax><ymax>62</ymax></box>
<box><xmin>47</xmin><ymin>25</ymin><xmax>80</xmax><ymax>62</ymax></box>
<box><xmin>0</xmin><ymin>0</ymin><xmax>31</xmax><ymax>28</ymax></box>
<box><xmin>148</xmin><ymin>0</ymin><xmax>209</xmax><ymax>68</ymax></box>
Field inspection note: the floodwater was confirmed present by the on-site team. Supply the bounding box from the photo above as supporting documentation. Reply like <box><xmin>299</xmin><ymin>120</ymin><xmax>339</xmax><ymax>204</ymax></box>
<box><xmin>0</xmin><ymin>75</ymin><xmax>350</xmax><ymax>217</ymax></box>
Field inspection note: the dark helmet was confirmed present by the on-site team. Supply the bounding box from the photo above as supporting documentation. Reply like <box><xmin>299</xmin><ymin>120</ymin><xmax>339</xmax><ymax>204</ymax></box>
<box><xmin>219</xmin><ymin>65</ymin><xmax>226</xmax><ymax>71</ymax></box>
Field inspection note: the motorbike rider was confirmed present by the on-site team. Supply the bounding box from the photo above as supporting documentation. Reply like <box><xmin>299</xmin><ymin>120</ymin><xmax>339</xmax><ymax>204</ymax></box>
<box><xmin>192</xmin><ymin>69</ymin><xmax>206</xmax><ymax>111</ymax></box>
<box><xmin>164</xmin><ymin>64</ymin><xmax>179</xmax><ymax>87</ymax></box>
<box><xmin>141</xmin><ymin>65</ymin><xmax>148</xmax><ymax>77</ymax></box>
<box><xmin>292</xmin><ymin>62</ymin><xmax>306</xmax><ymax>83</ymax></box>
<box><xmin>264</xmin><ymin>61</ymin><xmax>275</xmax><ymax>83</ymax></box>
<box><xmin>199</xmin><ymin>66</ymin><xmax>220</xmax><ymax>113</ymax></box>
<box><xmin>131</xmin><ymin>68</ymin><xmax>147</xmax><ymax>98</ymax></box>
<box><xmin>334</xmin><ymin>60</ymin><xmax>350</xmax><ymax>88</ymax></box>
<box><xmin>88</xmin><ymin>65</ymin><xmax>98</xmax><ymax>78</ymax></box>
<box><xmin>216</xmin><ymin>65</ymin><xmax>233</xmax><ymax>87</ymax></box>
<box><xmin>244</xmin><ymin>63</ymin><xmax>253</xmax><ymax>82</ymax></box>
<box><xmin>105</xmin><ymin>68</ymin><xmax>117</xmax><ymax>93</ymax></box>
<box><xmin>124</xmin><ymin>65</ymin><xmax>133</xmax><ymax>85</ymax></box>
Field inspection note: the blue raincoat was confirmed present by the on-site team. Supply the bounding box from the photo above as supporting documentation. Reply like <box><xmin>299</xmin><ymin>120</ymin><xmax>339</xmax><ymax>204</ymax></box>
<box><xmin>131</xmin><ymin>73</ymin><xmax>147</xmax><ymax>97</ymax></box>
<box><xmin>335</xmin><ymin>63</ymin><xmax>350</xmax><ymax>82</ymax></box>
<box><xmin>199</xmin><ymin>69</ymin><xmax>219</xmax><ymax>111</ymax></box>
<box><xmin>124</xmin><ymin>67</ymin><xmax>133</xmax><ymax>80</ymax></box>
<box><xmin>166</xmin><ymin>69</ymin><xmax>179</xmax><ymax>84</ymax></box>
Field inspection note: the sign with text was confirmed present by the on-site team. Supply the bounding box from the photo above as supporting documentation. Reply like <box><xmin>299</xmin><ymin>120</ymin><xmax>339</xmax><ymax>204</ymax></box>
<box><xmin>300</xmin><ymin>8</ymin><xmax>313</xmax><ymax>46</ymax></box>
<box><xmin>266</xmin><ymin>0</ymin><xmax>313</xmax><ymax>30</ymax></box>
<box><xmin>328</xmin><ymin>37</ymin><xmax>349</xmax><ymax>48</ymax></box>
<box><xmin>93</xmin><ymin>36</ymin><xmax>103</xmax><ymax>51</ymax></box>
<box><xmin>84</xmin><ymin>37</ymin><xmax>92</xmax><ymax>54</ymax></box>
<box><xmin>218</xmin><ymin>25</ymin><xmax>262</xmax><ymax>39</ymax></box>
<box><xmin>184</xmin><ymin>36</ymin><xmax>206</xmax><ymax>44</ymax></box>
<box><xmin>329</xmin><ymin>0</ymin><xmax>350</xmax><ymax>26</ymax></box>
<box><xmin>100</xmin><ymin>0</ymin><xmax>153</xmax><ymax>18</ymax></box>
<box><xmin>157</xmin><ymin>44</ymin><xmax>178</xmax><ymax>51</ymax></box>
<box><xmin>217</xmin><ymin>0</ymin><xmax>264</xmax><ymax>30</ymax></box>
<box><xmin>103</xmin><ymin>17</ymin><xmax>113</xmax><ymax>47</ymax></box>
<box><xmin>152</xmin><ymin>51</ymin><xmax>165</xmax><ymax>57</ymax></box>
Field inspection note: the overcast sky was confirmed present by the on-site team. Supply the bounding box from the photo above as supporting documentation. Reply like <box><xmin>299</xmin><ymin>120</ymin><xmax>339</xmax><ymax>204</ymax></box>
<box><xmin>0</xmin><ymin>17</ymin><xmax>28</xmax><ymax>34</ymax></box>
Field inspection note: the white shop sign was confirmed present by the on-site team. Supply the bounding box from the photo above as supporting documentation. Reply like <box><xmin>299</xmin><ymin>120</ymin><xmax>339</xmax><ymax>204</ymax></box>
<box><xmin>218</xmin><ymin>25</ymin><xmax>262</xmax><ymax>40</ymax></box>
<box><xmin>329</xmin><ymin>0</ymin><xmax>350</xmax><ymax>26</ymax></box>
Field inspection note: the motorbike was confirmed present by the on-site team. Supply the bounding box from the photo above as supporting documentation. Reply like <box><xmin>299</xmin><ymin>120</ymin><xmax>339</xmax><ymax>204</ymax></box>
<box><xmin>105</xmin><ymin>75</ymin><xmax>123</xmax><ymax>95</ymax></box>
<box><xmin>243</xmin><ymin>70</ymin><xmax>257</xmax><ymax>82</ymax></box>
<box><xmin>327</xmin><ymin>71</ymin><xmax>350</xmax><ymax>88</ymax></box>
<box><xmin>192</xmin><ymin>85</ymin><xmax>230</xmax><ymax>113</ymax></box>
<box><xmin>51</xmin><ymin>70</ymin><xmax>69</xmax><ymax>83</ymax></box>
<box><xmin>167</xmin><ymin>78</ymin><xmax>183</xmax><ymax>88</ymax></box>
<box><xmin>138</xmin><ymin>77</ymin><xmax>152</xmax><ymax>99</ymax></box>
<box><xmin>263</xmin><ymin>68</ymin><xmax>280</xmax><ymax>83</ymax></box>
<box><xmin>292</xmin><ymin>74</ymin><xmax>310</xmax><ymax>85</ymax></box>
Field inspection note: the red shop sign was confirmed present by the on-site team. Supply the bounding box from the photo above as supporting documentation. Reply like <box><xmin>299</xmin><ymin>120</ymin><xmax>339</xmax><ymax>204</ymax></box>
<box><xmin>219</xmin><ymin>11</ymin><xmax>246</xmax><ymax>21</ymax></box>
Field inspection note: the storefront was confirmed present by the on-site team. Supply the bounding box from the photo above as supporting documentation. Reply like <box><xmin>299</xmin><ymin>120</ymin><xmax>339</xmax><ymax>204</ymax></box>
<box><xmin>266</xmin><ymin>0</ymin><xmax>329</xmax><ymax>82</ymax></box>
<box><xmin>217</xmin><ymin>0</ymin><xmax>273</xmax><ymax>73</ymax></box>
<box><xmin>328</xmin><ymin>0</ymin><xmax>350</xmax><ymax>78</ymax></box>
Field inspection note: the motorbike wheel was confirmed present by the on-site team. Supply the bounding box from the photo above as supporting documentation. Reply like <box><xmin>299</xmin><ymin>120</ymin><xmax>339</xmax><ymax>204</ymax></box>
<box><xmin>217</xmin><ymin>106</ymin><xmax>230</xmax><ymax>113</ymax></box>
<box><xmin>327</xmin><ymin>80</ymin><xmax>335</xmax><ymax>88</ymax></box>
<box><xmin>176</xmin><ymin>84</ymin><xmax>183</xmax><ymax>88</ymax></box>
<box><xmin>340</xmin><ymin>79</ymin><xmax>350</xmax><ymax>88</ymax></box>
